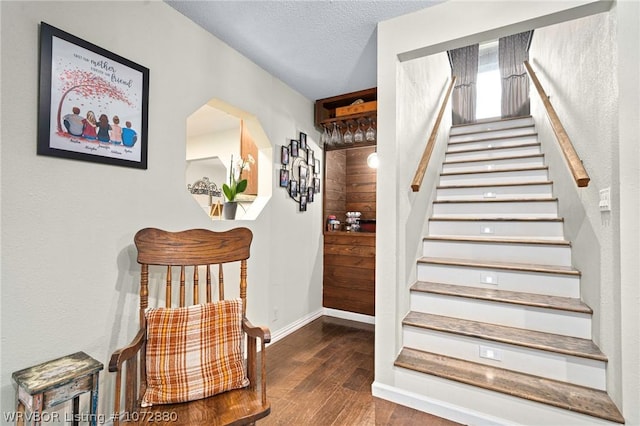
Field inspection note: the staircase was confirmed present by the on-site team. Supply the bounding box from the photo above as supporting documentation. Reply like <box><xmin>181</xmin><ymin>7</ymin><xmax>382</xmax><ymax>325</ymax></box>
<box><xmin>394</xmin><ymin>117</ymin><xmax>625</xmax><ymax>425</ymax></box>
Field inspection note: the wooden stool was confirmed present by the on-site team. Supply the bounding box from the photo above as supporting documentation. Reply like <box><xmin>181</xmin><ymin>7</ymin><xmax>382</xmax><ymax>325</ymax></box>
<box><xmin>12</xmin><ymin>351</ymin><xmax>104</xmax><ymax>426</ymax></box>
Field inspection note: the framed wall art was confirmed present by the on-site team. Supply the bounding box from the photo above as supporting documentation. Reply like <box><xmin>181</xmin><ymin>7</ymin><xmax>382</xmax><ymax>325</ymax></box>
<box><xmin>37</xmin><ymin>22</ymin><xmax>149</xmax><ymax>169</ymax></box>
<box><xmin>279</xmin><ymin>132</ymin><xmax>320</xmax><ymax>212</ymax></box>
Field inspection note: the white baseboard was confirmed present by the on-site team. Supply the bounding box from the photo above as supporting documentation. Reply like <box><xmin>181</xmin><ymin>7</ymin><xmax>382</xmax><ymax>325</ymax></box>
<box><xmin>322</xmin><ymin>308</ymin><xmax>375</xmax><ymax>324</ymax></box>
<box><xmin>371</xmin><ymin>381</ymin><xmax>509</xmax><ymax>426</ymax></box>
<box><xmin>267</xmin><ymin>308</ymin><xmax>374</xmax><ymax>346</ymax></box>
<box><xmin>268</xmin><ymin>308</ymin><xmax>324</xmax><ymax>345</ymax></box>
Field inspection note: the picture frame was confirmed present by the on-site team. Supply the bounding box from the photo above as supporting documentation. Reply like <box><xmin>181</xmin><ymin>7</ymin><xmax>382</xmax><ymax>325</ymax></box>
<box><xmin>307</xmin><ymin>186</ymin><xmax>314</xmax><ymax>203</ymax></box>
<box><xmin>279</xmin><ymin>168</ymin><xmax>289</xmax><ymax>187</ymax></box>
<box><xmin>289</xmin><ymin>179</ymin><xmax>298</xmax><ymax>197</ymax></box>
<box><xmin>37</xmin><ymin>22</ymin><xmax>149</xmax><ymax>169</ymax></box>
<box><xmin>281</xmin><ymin>145</ymin><xmax>289</xmax><ymax>165</ymax></box>
<box><xmin>300</xmin><ymin>177</ymin><xmax>307</xmax><ymax>193</ymax></box>
<box><xmin>299</xmin><ymin>132</ymin><xmax>307</xmax><ymax>150</ymax></box>
<box><xmin>314</xmin><ymin>159</ymin><xmax>320</xmax><ymax>175</ymax></box>
<box><xmin>307</xmin><ymin>149</ymin><xmax>314</xmax><ymax>166</ymax></box>
<box><xmin>299</xmin><ymin>165</ymin><xmax>308</xmax><ymax>179</ymax></box>
<box><xmin>299</xmin><ymin>194</ymin><xmax>307</xmax><ymax>212</ymax></box>
<box><xmin>290</xmin><ymin>139</ymin><xmax>299</xmax><ymax>157</ymax></box>
<box><xmin>314</xmin><ymin>177</ymin><xmax>321</xmax><ymax>194</ymax></box>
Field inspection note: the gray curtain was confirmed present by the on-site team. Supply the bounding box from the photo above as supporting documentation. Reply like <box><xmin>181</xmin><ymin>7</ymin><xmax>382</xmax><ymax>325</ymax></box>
<box><xmin>499</xmin><ymin>31</ymin><xmax>533</xmax><ymax>118</ymax></box>
<box><xmin>448</xmin><ymin>44</ymin><xmax>479</xmax><ymax>125</ymax></box>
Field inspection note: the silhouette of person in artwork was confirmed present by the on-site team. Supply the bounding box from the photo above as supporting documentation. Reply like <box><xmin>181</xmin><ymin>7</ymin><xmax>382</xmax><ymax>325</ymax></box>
<box><xmin>110</xmin><ymin>115</ymin><xmax>123</xmax><ymax>145</ymax></box>
<box><xmin>82</xmin><ymin>111</ymin><xmax>97</xmax><ymax>140</ymax></box>
<box><xmin>63</xmin><ymin>106</ymin><xmax>84</xmax><ymax>136</ymax></box>
<box><xmin>121</xmin><ymin>121</ymin><xmax>138</xmax><ymax>147</ymax></box>
<box><xmin>96</xmin><ymin>114</ymin><xmax>112</xmax><ymax>143</ymax></box>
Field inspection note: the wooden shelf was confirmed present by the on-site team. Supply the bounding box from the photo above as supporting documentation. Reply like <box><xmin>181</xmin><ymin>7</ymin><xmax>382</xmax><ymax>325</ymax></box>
<box><xmin>315</xmin><ymin>88</ymin><xmax>377</xmax><ymax>151</ymax></box>
<box><xmin>315</xmin><ymin>88</ymin><xmax>376</xmax><ymax>128</ymax></box>
<box><xmin>324</xmin><ymin>140</ymin><xmax>376</xmax><ymax>151</ymax></box>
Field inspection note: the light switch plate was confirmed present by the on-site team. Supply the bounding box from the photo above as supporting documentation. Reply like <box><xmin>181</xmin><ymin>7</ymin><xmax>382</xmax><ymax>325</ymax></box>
<box><xmin>599</xmin><ymin>187</ymin><xmax>611</xmax><ymax>212</ymax></box>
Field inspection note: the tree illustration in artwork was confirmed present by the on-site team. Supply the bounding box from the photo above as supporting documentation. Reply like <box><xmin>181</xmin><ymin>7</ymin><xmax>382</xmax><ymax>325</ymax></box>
<box><xmin>55</xmin><ymin>69</ymin><xmax>134</xmax><ymax>133</ymax></box>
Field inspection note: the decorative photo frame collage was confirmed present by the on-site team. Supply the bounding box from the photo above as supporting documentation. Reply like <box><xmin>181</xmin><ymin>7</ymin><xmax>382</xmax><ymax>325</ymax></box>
<box><xmin>280</xmin><ymin>132</ymin><xmax>320</xmax><ymax>212</ymax></box>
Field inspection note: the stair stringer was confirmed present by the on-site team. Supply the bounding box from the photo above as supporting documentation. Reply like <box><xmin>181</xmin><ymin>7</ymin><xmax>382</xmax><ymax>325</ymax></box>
<box><xmin>383</xmin><ymin>117</ymin><xmax>624</xmax><ymax>425</ymax></box>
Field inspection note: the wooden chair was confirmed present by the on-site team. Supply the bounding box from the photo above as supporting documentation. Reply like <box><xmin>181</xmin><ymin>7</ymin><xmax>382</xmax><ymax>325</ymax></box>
<box><xmin>109</xmin><ymin>227</ymin><xmax>271</xmax><ymax>425</ymax></box>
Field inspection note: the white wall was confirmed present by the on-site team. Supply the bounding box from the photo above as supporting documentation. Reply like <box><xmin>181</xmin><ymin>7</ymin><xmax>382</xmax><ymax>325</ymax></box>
<box><xmin>0</xmin><ymin>1</ymin><xmax>323</xmax><ymax>420</ymax></box>
<box><xmin>375</xmin><ymin>51</ymin><xmax>451</xmax><ymax>379</ymax></box>
<box><xmin>376</xmin><ymin>0</ymin><xmax>639</xmax><ymax>424</ymax></box>
<box><xmin>528</xmin><ymin>9</ymin><xmax>621</xmax><ymax>402</ymax></box>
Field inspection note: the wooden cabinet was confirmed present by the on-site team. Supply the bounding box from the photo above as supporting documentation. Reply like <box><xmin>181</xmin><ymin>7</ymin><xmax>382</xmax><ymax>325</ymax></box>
<box><xmin>323</xmin><ymin>233</ymin><xmax>375</xmax><ymax>316</ymax></box>
<box><xmin>317</xmin><ymin>88</ymin><xmax>377</xmax><ymax>316</ymax></box>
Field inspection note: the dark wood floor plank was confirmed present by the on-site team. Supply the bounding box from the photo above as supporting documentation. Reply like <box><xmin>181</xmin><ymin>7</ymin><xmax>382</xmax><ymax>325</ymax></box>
<box><xmin>258</xmin><ymin>316</ymin><xmax>462</xmax><ymax>426</ymax></box>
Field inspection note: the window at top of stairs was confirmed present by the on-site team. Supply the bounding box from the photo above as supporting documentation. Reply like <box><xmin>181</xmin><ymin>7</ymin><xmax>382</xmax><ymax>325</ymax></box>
<box><xmin>476</xmin><ymin>40</ymin><xmax>501</xmax><ymax>120</ymax></box>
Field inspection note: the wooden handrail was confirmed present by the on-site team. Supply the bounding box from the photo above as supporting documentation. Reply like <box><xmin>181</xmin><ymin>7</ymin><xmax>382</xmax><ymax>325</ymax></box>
<box><xmin>524</xmin><ymin>61</ymin><xmax>590</xmax><ymax>187</ymax></box>
<box><xmin>411</xmin><ymin>76</ymin><xmax>456</xmax><ymax>192</ymax></box>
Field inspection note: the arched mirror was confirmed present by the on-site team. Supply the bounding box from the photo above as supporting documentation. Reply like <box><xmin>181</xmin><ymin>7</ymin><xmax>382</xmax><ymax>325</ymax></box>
<box><xmin>186</xmin><ymin>99</ymin><xmax>272</xmax><ymax>220</ymax></box>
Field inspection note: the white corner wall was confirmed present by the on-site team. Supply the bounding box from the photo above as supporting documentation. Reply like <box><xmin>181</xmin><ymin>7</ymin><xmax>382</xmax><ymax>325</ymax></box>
<box><xmin>0</xmin><ymin>1</ymin><xmax>323</xmax><ymax>420</ymax></box>
<box><xmin>375</xmin><ymin>1</ymin><xmax>639</xmax><ymax>424</ymax></box>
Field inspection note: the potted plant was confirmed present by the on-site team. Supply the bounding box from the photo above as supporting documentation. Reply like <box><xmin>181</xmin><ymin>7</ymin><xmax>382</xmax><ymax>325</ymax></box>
<box><xmin>222</xmin><ymin>154</ymin><xmax>254</xmax><ymax>219</ymax></box>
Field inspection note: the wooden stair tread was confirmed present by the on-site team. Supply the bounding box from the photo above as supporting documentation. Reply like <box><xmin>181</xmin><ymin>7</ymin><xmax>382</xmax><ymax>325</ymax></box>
<box><xmin>403</xmin><ymin>311</ymin><xmax>606</xmax><ymax>361</ymax></box>
<box><xmin>449</xmin><ymin>124</ymin><xmax>535</xmax><ymax>138</ymax></box>
<box><xmin>433</xmin><ymin>197</ymin><xmax>557</xmax><ymax>204</ymax></box>
<box><xmin>448</xmin><ymin>132</ymin><xmax>538</xmax><ymax>145</ymax></box>
<box><xmin>411</xmin><ymin>281</ymin><xmax>592</xmax><ymax>314</ymax></box>
<box><xmin>437</xmin><ymin>181</ymin><xmax>552</xmax><ymax>189</ymax></box>
<box><xmin>444</xmin><ymin>153</ymin><xmax>544</xmax><ymax>165</ymax></box>
<box><xmin>429</xmin><ymin>216</ymin><xmax>563</xmax><ymax>222</ymax></box>
<box><xmin>417</xmin><ymin>256</ymin><xmax>580</xmax><ymax>276</ymax></box>
<box><xmin>446</xmin><ymin>142</ymin><xmax>540</xmax><ymax>155</ymax></box>
<box><xmin>441</xmin><ymin>165</ymin><xmax>548</xmax><ymax>176</ymax></box>
<box><xmin>394</xmin><ymin>348</ymin><xmax>624</xmax><ymax>424</ymax></box>
<box><xmin>423</xmin><ymin>235</ymin><xmax>570</xmax><ymax>246</ymax></box>
<box><xmin>451</xmin><ymin>115</ymin><xmax>532</xmax><ymax>127</ymax></box>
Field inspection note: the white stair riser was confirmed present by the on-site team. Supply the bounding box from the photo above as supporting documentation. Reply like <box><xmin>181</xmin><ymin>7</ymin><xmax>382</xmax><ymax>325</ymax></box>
<box><xmin>445</xmin><ymin>144</ymin><xmax>541</xmax><ymax>162</ymax></box>
<box><xmin>403</xmin><ymin>327</ymin><xmax>605</xmax><ymax>390</ymax></box>
<box><xmin>392</xmin><ymin>369</ymin><xmax>618</xmax><ymax>426</ymax></box>
<box><xmin>442</xmin><ymin>156</ymin><xmax>545</xmax><ymax>173</ymax></box>
<box><xmin>410</xmin><ymin>292</ymin><xmax>591</xmax><ymax>339</ymax></box>
<box><xmin>417</xmin><ymin>263</ymin><xmax>580</xmax><ymax>298</ymax></box>
<box><xmin>439</xmin><ymin>168</ymin><xmax>549</xmax><ymax>186</ymax></box>
<box><xmin>422</xmin><ymin>240</ymin><xmax>572</xmax><ymax>266</ymax></box>
<box><xmin>450</xmin><ymin>117</ymin><xmax>535</xmax><ymax>135</ymax></box>
<box><xmin>428</xmin><ymin>220</ymin><xmax>564</xmax><ymax>240</ymax></box>
<box><xmin>449</xmin><ymin>127</ymin><xmax>535</xmax><ymax>143</ymax></box>
<box><xmin>447</xmin><ymin>135</ymin><xmax>539</xmax><ymax>152</ymax></box>
<box><xmin>436</xmin><ymin>183</ymin><xmax>553</xmax><ymax>201</ymax></box>
<box><xmin>432</xmin><ymin>200</ymin><xmax>558</xmax><ymax>218</ymax></box>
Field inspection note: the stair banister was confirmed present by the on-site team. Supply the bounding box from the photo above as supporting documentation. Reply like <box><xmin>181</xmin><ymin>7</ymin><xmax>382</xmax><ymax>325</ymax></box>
<box><xmin>524</xmin><ymin>60</ymin><xmax>590</xmax><ymax>187</ymax></box>
<box><xmin>411</xmin><ymin>76</ymin><xmax>456</xmax><ymax>192</ymax></box>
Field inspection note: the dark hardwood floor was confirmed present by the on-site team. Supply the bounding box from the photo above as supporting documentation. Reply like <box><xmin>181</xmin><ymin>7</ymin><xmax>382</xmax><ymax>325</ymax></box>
<box><xmin>258</xmin><ymin>316</ymin><xmax>462</xmax><ymax>425</ymax></box>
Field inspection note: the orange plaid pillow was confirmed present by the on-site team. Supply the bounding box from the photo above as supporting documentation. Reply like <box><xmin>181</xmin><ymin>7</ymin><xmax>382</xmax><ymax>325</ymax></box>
<box><xmin>141</xmin><ymin>299</ymin><xmax>248</xmax><ymax>406</ymax></box>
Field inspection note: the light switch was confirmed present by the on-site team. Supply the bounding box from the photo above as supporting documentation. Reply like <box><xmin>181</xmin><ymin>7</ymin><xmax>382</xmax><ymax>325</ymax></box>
<box><xmin>599</xmin><ymin>187</ymin><xmax>611</xmax><ymax>212</ymax></box>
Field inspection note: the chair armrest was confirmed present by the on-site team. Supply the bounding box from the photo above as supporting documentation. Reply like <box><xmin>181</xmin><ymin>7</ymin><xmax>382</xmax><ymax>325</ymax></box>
<box><xmin>243</xmin><ymin>318</ymin><xmax>271</xmax><ymax>344</ymax></box>
<box><xmin>109</xmin><ymin>328</ymin><xmax>146</xmax><ymax>372</ymax></box>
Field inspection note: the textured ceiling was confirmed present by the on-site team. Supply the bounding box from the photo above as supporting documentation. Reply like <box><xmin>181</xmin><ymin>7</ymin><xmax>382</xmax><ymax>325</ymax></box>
<box><xmin>165</xmin><ymin>0</ymin><xmax>442</xmax><ymax>101</ymax></box>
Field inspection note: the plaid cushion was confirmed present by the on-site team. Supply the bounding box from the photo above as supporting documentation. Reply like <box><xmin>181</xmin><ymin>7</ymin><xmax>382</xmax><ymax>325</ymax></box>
<box><xmin>142</xmin><ymin>299</ymin><xmax>248</xmax><ymax>406</ymax></box>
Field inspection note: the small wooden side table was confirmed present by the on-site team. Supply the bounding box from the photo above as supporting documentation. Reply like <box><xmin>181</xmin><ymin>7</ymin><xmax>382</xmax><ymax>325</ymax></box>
<box><xmin>12</xmin><ymin>351</ymin><xmax>104</xmax><ymax>426</ymax></box>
